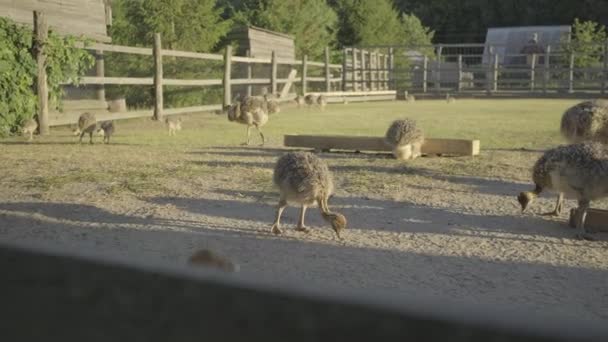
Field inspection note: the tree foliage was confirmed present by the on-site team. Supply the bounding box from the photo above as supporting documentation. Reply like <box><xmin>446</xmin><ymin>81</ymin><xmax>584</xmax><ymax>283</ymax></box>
<box><xmin>229</xmin><ymin>0</ymin><xmax>337</xmax><ymax>59</ymax></box>
<box><xmin>565</xmin><ymin>18</ymin><xmax>607</xmax><ymax>68</ymax></box>
<box><xmin>333</xmin><ymin>0</ymin><xmax>403</xmax><ymax>47</ymax></box>
<box><xmin>0</xmin><ymin>17</ymin><xmax>93</xmax><ymax>137</ymax></box>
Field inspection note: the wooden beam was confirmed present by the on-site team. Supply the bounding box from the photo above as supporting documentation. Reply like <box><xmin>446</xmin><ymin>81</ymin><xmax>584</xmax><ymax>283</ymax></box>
<box><xmin>153</xmin><ymin>33</ymin><xmax>163</xmax><ymax>121</ymax></box>
<box><xmin>325</xmin><ymin>46</ymin><xmax>331</xmax><ymax>92</ymax></box>
<box><xmin>279</xmin><ymin>69</ymin><xmax>297</xmax><ymax>99</ymax></box>
<box><xmin>530</xmin><ymin>53</ymin><xmax>536</xmax><ymax>91</ymax></box>
<box><xmin>342</xmin><ymin>48</ymin><xmax>347</xmax><ymax>91</ymax></box>
<box><xmin>569</xmin><ymin>208</ymin><xmax>608</xmax><ymax>233</ymax></box>
<box><xmin>161</xmin><ymin>49</ymin><xmax>223</xmax><ymax>61</ymax></box>
<box><xmin>457</xmin><ymin>55</ymin><xmax>463</xmax><ymax>92</ymax></box>
<box><xmin>34</xmin><ymin>11</ymin><xmax>49</xmax><ymax>135</ymax></box>
<box><xmin>301</xmin><ymin>54</ymin><xmax>308</xmax><ymax>95</ymax></box>
<box><xmin>352</xmin><ymin>48</ymin><xmax>358</xmax><ymax>91</ymax></box>
<box><xmin>304</xmin><ymin>90</ymin><xmax>395</xmax><ymax>97</ymax></box>
<box><xmin>271</xmin><ymin>51</ymin><xmax>278</xmax><ymax>95</ymax></box>
<box><xmin>603</xmin><ymin>40</ymin><xmax>608</xmax><ymax>95</ymax></box>
<box><xmin>283</xmin><ymin>135</ymin><xmax>480</xmax><ymax>156</ymax></box>
<box><xmin>223</xmin><ymin>45</ymin><xmax>232</xmax><ymax>108</ymax></box>
<box><xmin>95</xmin><ymin>50</ymin><xmax>105</xmax><ymax>101</ymax></box>
<box><xmin>543</xmin><ymin>45</ymin><xmax>551</xmax><ymax>94</ymax></box>
<box><xmin>569</xmin><ymin>52</ymin><xmax>575</xmax><ymax>93</ymax></box>
<box><xmin>422</xmin><ymin>55</ymin><xmax>428</xmax><ymax>93</ymax></box>
<box><xmin>246</xmin><ymin>49</ymin><xmax>252</xmax><ymax>97</ymax></box>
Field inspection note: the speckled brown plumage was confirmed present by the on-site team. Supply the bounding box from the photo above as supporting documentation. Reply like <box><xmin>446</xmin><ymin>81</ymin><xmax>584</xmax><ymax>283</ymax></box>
<box><xmin>304</xmin><ymin>94</ymin><xmax>317</xmax><ymax>106</ymax></box>
<box><xmin>76</xmin><ymin>112</ymin><xmax>97</xmax><ymax>144</ymax></box>
<box><xmin>21</xmin><ymin>118</ymin><xmax>37</xmax><ymax>141</ymax></box>
<box><xmin>227</xmin><ymin>96</ymin><xmax>269</xmax><ymax>145</ymax></box>
<box><xmin>271</xmin><ymin>152</ymin><xmax>347</xmax><ymax>238</ymax></box>
<box><xmin>97</xmin><ymin>121</ymin><xmax>115</xmax><ymax>144</ymax></box>
<box><xmin>384</xmin><ymin>119</ymin><xmax>424</xmax><ymax>147</ymax></box>
<box><xmin>518</xmin><ymin>142</ymin><xmax>608</xmax><ymax>239</ymax></box>
<box><xmin>384</xmin><ymin>119</ymin><xmax>425</xmax><ymax>159</ymax></box>
<box><xmin>560</xmin><ymin>100</ymin><xmax>608</xmax><ymax>143</ymax></box>
<box><xmin>316</xmin><ymin>94</ymin><xmax>327</xmax><ymax>110</ymax></box>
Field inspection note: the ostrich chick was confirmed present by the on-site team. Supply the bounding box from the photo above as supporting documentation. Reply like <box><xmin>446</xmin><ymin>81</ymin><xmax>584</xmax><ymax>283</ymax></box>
<box><xmin>165</xmin><ymin>117</ymin><xmax>182</xmax><ymax>136</ymax></box>
<box><xmin>97</xmin><ymin>121</ymin><xmax>115</xmax><ymax>144</ymax></box>
<box><xmin>271</xmin><ymin>152</ymin><xmax>347</xmax><ymax>238</ymax></box>
<box><xmin>304</xmin><ymin>94</ymin><xmax>317</xmax><ymax>107</ymax></box>
<box><xmin>295</xmin><ymin>95</ymin><xmax>306</xmax><ymax>107</ymax></box>
<box><xmin>226</xmin><ymin>96</ymin><xmax>269</xmax><ymax>146</ymax></box>
<box><xmin>518</xmin><ymin>142</ymin><xmax>608</xmax><ymax>240</ymax></box>
<box><xmin>542</xmin><ymin>100</ymin><xmax>608</xmax><ymax>215</ymax></box>
<box><xmin>21</xmin><ymin>118</ymin><xmax>38</xmax><ymax>141</ymax></box>
<box><xmin>384</xmin><ymin>118</ymin><xmax>425</xmax><ymax>160</ymax></box>
<box><xmin>74</xmin><ymin>112</ymin><xmax>97</xmax><ymax>144</ymax></box>
<box><xmin>316</xmin><ymin>94</ymin><xmax>327</xmax><ymax>111</ymax></box>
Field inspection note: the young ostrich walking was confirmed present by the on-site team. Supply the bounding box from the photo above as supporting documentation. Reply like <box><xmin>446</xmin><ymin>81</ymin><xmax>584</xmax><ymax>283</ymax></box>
<box><xmin>226</xmin><ymin>96</ymin><xmax>269</xmax><ymax>146</ymax></box>
<box><xmin>271</xmin><ymin>152</ymin><xmax>347</xmax><ymax>238</ymax></box>
<box><xmin>518</xmin><ymin>142</ymin><xmax>608</xmax><ymax>240</ymax></box>
<box><xmin>541</xmin><ymin>99</ymin><xmax>608</xmax><ymax>216</ymax></box>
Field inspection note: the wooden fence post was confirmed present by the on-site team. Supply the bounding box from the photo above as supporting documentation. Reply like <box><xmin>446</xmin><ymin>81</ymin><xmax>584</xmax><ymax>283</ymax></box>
<box><xmin>530</xmin><ymin>53</ymin><xmax>536</xmax><ymax>91</ymax></box>
<box><xmin>324</xmin><ymin>46</ymin><xmax>331</xmax><ymax>92</ymax></box>
<box><xmin>602</xmin><ymin>40</ymin><xmax>608</xmax><ymax>95</ymax></box>
<box><xmin>543</xmin><ymin>45</ymin><xmax>551</xmax><ymax>94</ymax></box>
<box><xmin>435</xmin><ymin>45</ymin><xmax>443</xmax><ymax>93</ymax></box>
<box><xmin>153</xmin><ymin>33</ymin><xmax>163</xmax><ymax>120</ymax></box>
<box><xmin>486</xmin><ymin>46</ymin><xmax>493</xmax><ymax>94</ymax></box>
<box><xmin>457</xmin><ymin>54</ymin><xmax>462</xmax><ymax>92</ymax></box>
<box><xmin>371</xmin><ymin>52</ymin><xmax>377</xmax><ymax>91</ymax></box>
<box><xmin>388</xmin><ymin>47</ymin><xmax>394</xmax><ymax>90</ymax></box>
<box><xmin>95</xmin><ymin>50</ymin><xmax>105</xmax><ymax>101</ymax></box>
<box><xmin>493</xmin><ymin>51</ymin><xmax>499</xmax><ymax>92</ymax></box>
<box><xmin>271</xmin><ymin>50</ymin><xmax>277</xmax><ymax>95</ymax></box>
<box><xmin>360</xmin><ymin>49</ymin><xmax>366</xmax><ymax>91</ymax></box>
<box><xmin>246</xmin><ymin>49</ymin><xmax>252</xmax><ymax>97</ymax></box>
<box><xmin>569</xmin><ymin>52</ymin><xmax>575</xmax><ymax>93</ymax></box>
<box><xmin>223</xmin><ymin>45</ymin><xmax>232</xmax><ymax>108</ymax></box>
<box><xmin>352</xmin><ymin>48</ymin><xmax>358</xmax><ymax>91</ymax></box>
<box><xmin>380</xmin><ymin>54</ymin><xmax>388</xmax><ymax>90</ymax></box>
<box><xmin>301</xmin><ymin>54</ymin><xmax>308</xmax><ymax>95</ymax></box>
<box><xmin>34</xmin><ymin>11</ymin><xmax>49</xmax><ymax>135</ymax></box>
<box><xmin>422</xmin><ymin>55</ymin><xmax>428</xmax><ymax>93</ymax></box>
<box><xmin>342</xmin><ymin>48</ymin><xmax>347</xmax><ymax>91</ymax></box>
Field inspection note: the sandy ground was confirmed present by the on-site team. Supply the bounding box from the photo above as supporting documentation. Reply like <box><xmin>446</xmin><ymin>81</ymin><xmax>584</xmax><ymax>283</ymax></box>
<box><xmin>1</xmin><ymin>146</ymin><xmax>607</xmax><ymax>323</ymax></box>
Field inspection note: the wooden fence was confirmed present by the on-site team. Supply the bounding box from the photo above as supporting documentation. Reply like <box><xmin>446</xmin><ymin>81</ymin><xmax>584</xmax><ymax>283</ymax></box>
<box><xmin>364</xmin><ymin>42</ymin><xmax>608</xmax><ymax>97</ymax></box>
<box><xmin>33</xmin><ymin>13</ymin><xmax>351</xmax><ymax>130</ymax></box>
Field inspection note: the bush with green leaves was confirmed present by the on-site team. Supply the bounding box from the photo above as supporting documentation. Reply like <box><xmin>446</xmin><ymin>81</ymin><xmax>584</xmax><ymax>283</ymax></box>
<box><xmin>0</xmin><ymin>17</ymin><xmax>94</xmax><ymax>137</ymax></box>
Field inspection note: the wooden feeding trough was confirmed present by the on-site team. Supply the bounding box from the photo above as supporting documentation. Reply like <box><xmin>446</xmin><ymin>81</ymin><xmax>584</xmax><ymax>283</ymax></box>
<box><xmin>569</xmin><ymin>208</ymin><xmax>608</xmax><ymax>233</ymax></box>
<box><xmin>283</xmin><ymin>135</ymin><xmax>480</xmax><ymax>158</ymax></box>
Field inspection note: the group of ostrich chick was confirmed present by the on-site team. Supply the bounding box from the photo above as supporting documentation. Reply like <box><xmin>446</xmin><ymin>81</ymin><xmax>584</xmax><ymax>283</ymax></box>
<box><xmin>17</xmin><ymin>94</ymin><xmax>608</xmax><ymax>241</ymax></box>
<box><xmin>224</xmin><ymin>94</ymin><xmax>608</xmax><ymax>241</ymax></box>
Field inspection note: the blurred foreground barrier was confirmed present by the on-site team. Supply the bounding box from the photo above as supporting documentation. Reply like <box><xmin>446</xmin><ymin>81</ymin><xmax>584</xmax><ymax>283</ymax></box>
<box><xmin>0</xmin><ymin>242</ymin><xmax>605</xmax><ymax>341</ymax></box>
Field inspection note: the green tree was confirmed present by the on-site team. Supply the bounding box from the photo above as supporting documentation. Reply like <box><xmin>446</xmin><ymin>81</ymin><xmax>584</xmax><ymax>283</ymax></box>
<box><xmin>401</xmin><ymin>13</ymin><xmax>434</xmax><ymax>47</ymax></box>
<box><xmin>565</xmin><ymin>18</ymin><xmax>607</xmax><ymax>68</ymax></box>
<box><xmin>234</xmin><ymin>0</ymin><xmax>337</xmax><ymax>59</ymax></box>
<box><xmin>333</xmin><ymin>0</ymin><xmax>403</xmax><ymax>47</ymax></box>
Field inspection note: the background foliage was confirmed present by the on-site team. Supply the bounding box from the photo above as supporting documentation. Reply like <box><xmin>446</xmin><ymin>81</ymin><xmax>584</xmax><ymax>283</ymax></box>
<box><xmin>0</xmin><ymin>17</ymin><xmax>93</xmax><ymax>137</ymax></box>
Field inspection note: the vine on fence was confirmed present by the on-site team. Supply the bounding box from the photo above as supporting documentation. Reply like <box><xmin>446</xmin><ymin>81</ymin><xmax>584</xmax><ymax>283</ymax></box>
<box><xmin>0</xmin><ymin>17</ymin><xmax>94</xmax><ymax>137</ymax></box>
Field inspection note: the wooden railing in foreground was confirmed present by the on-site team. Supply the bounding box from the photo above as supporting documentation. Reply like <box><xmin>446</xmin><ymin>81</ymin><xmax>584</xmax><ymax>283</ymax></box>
<box><xmin>46</xmin><ymin>32</ymin><xmax>346</xmax><ymax>127</ymax></box>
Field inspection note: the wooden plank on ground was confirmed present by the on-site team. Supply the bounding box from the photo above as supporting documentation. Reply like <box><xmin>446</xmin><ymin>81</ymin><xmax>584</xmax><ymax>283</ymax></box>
<box><xmin>279</xmin><ymin>69</ymin><xmax>298</xmax><ymax>98</ymax></box>
<box><xmin>283</xmin><ymin>135</ymin><xmax>480</xmax><ymax>156</ymax></box>
<box><xmin>569</xmin><ymin>208</ymin><xmax>608</xmax><ymax>233</ymax></box>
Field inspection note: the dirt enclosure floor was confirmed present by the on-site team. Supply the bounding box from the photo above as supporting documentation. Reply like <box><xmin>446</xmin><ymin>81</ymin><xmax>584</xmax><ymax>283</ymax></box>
<box><xmin>0</xmin><ymin>99</ymin><xmax>607</xmax><ymax>323</ymax></box>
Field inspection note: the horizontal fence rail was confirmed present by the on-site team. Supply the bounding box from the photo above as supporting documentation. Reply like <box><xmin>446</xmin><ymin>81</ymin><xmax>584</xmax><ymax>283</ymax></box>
<box><xmin>43</xmin><ymin>27</ymin><xmax>352</xmax><ymax>128</ymax></box>
<box><xmin>345</xmin><ymin>42</ymin><xmax>608</xmax><ymax>97</ymax></box>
